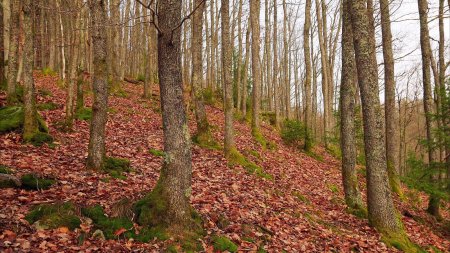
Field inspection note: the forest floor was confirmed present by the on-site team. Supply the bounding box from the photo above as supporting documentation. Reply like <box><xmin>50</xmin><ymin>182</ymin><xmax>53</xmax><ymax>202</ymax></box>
<box><xmin>0</xmin><ymin>73</ymin><xmax>449</xmax><ymax>252</ymax></box>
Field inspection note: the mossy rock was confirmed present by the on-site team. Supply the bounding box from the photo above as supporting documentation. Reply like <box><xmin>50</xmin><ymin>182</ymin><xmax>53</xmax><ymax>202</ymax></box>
<box><xmin>75</xmin><ymin>107</ymin><xmax>92</xmax><ymax>121</ymax></box>
<box><xmin>37</xmin><ymin>102</ymin><xmax>58</xmax><ymax>111</ymax></box>
<box><xmin>25</xmin><ymin>202</ymin><xmax>81</xmax><ymax>230</ymax></box>
<box><xmin>26</xmin><ymin>132</ymin><xmax>54</xmax><ymax>146</ymax></box>
<box><xmin>212</xmin><ymin>236</ymin><xmax>238</xmax><ymax>252</ymax></box>
<box><xmin>21</xmin><ymin>173</ymin><xmax>56</xmax><ymax>190</ymax></box>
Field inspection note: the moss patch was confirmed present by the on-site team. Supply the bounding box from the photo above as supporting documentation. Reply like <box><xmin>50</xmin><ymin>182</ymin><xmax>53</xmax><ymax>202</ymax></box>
<box><xmin>37</xmin><ymin>102</ymin><xmax>58</xmax><ymax>111</ymax></box>
<box><xmin>212</xmin><ymin>236</ymin><xmax>238</xmax><ymax>252</ymax></box>
<box><xmin>27</xmin><ymin>132</ymin><xmax>54</xmax><ymax>146</ymax></box>
<box><xmin>252</xmin><ymin>128</ymin><xmax>267</xmax><ymax>149</ymax></box>
<box><xmin>0</xmin><ymin>106</ymin><xmax>50</xmax><ymax>141</ymax></box>
<box><xmin>292</xmin><ymin>191</ymin><xmax>311</xmax><ymax>204</ymax></box>
<box><xmin>192</xmin><ymin>132</ymin><xmax>221</xmax><ymax>150</ymax></box>
<box><xmin>75</xmin><ymin>107</ymin><xmax>92</xmax><ymax>121</ymax></box>
<box><xmin>102</xmin><ymin>157</ymin><xmax>131</xmax><ymax>179</ymax></box>
<box><xmin>149</xmin><ymin>148</ymin><xmax>165</xmax><ymax>157</ymax></box>
<box><xmin>0</xmin><ymin>165</ymin><xmax>13</xmax><ymax>174</ymax></box>
<box><xmin>381</xmin><ymin>231</ymin><xmax>425</xmax><ymax>253</ymax></box>
<box><xmin>81</xmin><ymin>205</ymin><xmax>137</xmax><ymax>240</ymax></box>
<box><xmin>346</xmin><ymin>206</ymin><xmax>368</xmax><ymax>219</ymax></box>
<box><xmin>25</xmin><ymin>202</ymin><xmax>81</xmax><ymax>230</ymax></box>
<box><xmin>21</xmin><ymin>173</ymin><xmax>56</xmax><ymax>190</ymax></box>
<box><xmin>305</xmin><ymin>150</ymin><xmax>324</xmax><ymax>162</ymax></box>
<box><xmin>41</xmin><ymin>67</ymin><xmax>58</xmax><ymax>77</ymax></box>
<box><xmin>227</xmin><ymin>148</ymin><xmax>272</xmax><ymax>180</ymax></box>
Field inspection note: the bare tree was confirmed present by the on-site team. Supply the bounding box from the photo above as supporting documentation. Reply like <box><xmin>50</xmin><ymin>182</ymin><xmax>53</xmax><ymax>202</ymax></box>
<box><xmin>303</xmin><ymin>0</ymin><xmax>313</xmax><ymax>151</ymax></box>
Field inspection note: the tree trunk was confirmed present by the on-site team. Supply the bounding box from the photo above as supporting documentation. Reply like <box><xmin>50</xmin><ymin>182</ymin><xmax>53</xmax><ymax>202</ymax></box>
<box><xmin>273</xmin><ymin>0</ymin><xmax>280</xmax><ymax>129</ymax></box>
<box><xmin>250</xmin><ymin>0</ymin><xmax>262</xmax><ymax>139</ymax></box>
<box><xmin>417</xmin><ymin>0</ymin><xmax>441</xmax><ymax>218</ymax></box>
<box><xmin>236</xmin><ymin>0</ymin><xmax>243</xmax><ymax>112</ymax></box>
<box><xmin>223</xmin><ymin>0</ymin><xmax>236</xmax><ymax>157</ymax></box>
<box><xmin>22</xmin><ymin>0</ymin><xmax>39</xmax><ymax>141</ymax></box>
<box><xmin>156</xmin><ymin>0</ymin><xmax>193</xmax><ymax>231</ymax></box>
<box><xmin>0</xmin><ymin>1</ymin><xmax>4</xmax><ymax>85</ymax></box>
<box><xmin>380</xmin><ymin>0</ymin><xmax>402</xmax><ymax>196</ymax></box>
<box><xmin>6</xmin><ymin>0</ymin><xmax>19</xmax><ymax>104</ymax></box>
<box><xmin>350</xmin><ymin>0</ymin><xmax>407</xmax><ymax>239</ymax></box>
<box><xmin>241</xmin><ymin>27</ymin><xmax>250</xmax><ymax>117</ymax></box>
<box><xmin>303</xmin><ymin>0</ymin><xmax>313</xmax><ymax>151</ymax></box>
<box><xmin>191</xmin><ymin>0</ymin><xmax>213</xmax><ymax>145</ymax></box>
<box><xmin>3</xmin><ymin>0</ymin><xmax>10</xmax><ymax>81</ymax></box>
<box><xmin>87</xmin><ymin>0</ymin><xmax>109</xmax><ymax>171</ymax></box>
<box><xmin>340</xmin><ymin>0</ymin><xmax>364</xmax><ymax>212</ymax></box>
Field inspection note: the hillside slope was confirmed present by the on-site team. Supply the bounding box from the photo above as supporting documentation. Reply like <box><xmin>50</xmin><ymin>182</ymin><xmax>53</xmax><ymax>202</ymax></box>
<box><xmin>0</xmin><ymin>75</ymin><xmax>448</xmax><ymax>252</ymax></box>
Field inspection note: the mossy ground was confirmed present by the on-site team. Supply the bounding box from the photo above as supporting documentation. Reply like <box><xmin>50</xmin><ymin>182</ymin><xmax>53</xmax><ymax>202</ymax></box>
<box><xmin>21</xmin><ymin>173</ymin><xmax>56</xmax><ymax>190</ymax></box>
<box><xmin>212</xmin><ymin>235</ymin><xmax>238</xmax><ymax>252</ymax></box>
<box><xmin>381</xmin><ymin>231</ymin><xmax>425</xmax><ymax>253</ymax></box>
<box><xmin>252</xmin><ymin>128</ymin><xmax>267</xmax><ymax>150</ymax></box>
<box><xmin>134</xmin><ymin>183</ymin><xmax>205</xmax><ymax>251</ymax></box>
<box><xmin>37</xmin><ymin>102</ymin><xmax>58</xmax><ymax>111</ymax></box>
<box><xmin>0</xmin><ymin>165</ymin><xmax>13</xmax><ymax>174</ymax></box>
<box><xmin>102</xmin><ymin>157</ymin><xmax>132</xmax><ymax>179</ymax></box>
<box><xmin>192</xmin><ymin>131</ymin><xmax>221</xmax><ymax>150</ymax></box>
<box><xmin>149</xmin><ymin>148</ymin><xmax>165</xmax><ymax>157</ymax></box>
<box><xmin>25</xmin><ymin>202</ymin><xmax>81</xmax><ymax>230</ymax></box>
<box><xmin>75</xmin><ymin>107</ymin><xmax>92</xmax><ymax>121</ymax></box>
<box><xmin>227</xmin><ymin>148</ymin><xmax>272</xmax><ymax>180</ymax></box>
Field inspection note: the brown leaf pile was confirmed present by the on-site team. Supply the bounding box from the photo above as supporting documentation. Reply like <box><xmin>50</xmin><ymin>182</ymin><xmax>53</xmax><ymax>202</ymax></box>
<box><xmin>0</xmin><ymin>73</ymin><xmax>448</xmax><ymax>252</ymax></box>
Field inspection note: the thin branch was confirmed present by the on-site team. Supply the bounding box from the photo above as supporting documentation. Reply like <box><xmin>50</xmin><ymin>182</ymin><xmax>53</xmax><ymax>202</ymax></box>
<box><xmin>170</xmin><ymin>0</ymin><xmax>206</xmax><ymax>43</ymax></box>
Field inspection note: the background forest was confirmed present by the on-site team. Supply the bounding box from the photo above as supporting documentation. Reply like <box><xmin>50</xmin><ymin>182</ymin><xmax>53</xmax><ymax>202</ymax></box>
<box><xmin>0</xmin><ymin>0</ymin><xmax>449</xmax><ymax>252</ymax></box>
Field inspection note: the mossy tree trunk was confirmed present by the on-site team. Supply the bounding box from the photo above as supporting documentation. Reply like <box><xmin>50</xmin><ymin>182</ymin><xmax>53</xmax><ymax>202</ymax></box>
<box><xmin>6</xmin><ymin>0</ymin><xmax>19</xmax><ymax>105</ymax></box>
<box><xmin>155</xmin><ymin>0</ymin><xmax>194</xmax><ymax>232</ymax></box>
<box><xmin>22</xmin><ymin>0</ymin><xmax>39</xmax><ymax>141</ymax></box>
<box><xmin>191</xmin><ymin>0</ymin><xmax>212</xmax><ymax>144</ymax></box>
<box><xmin>340</xmin><ymin>0</ymin><xmax>364</xmax><ymax>212</ymax></box>
<box><xmin>349</xmin><ymin>0</ymin><xmax>406</xmax><ymax>238</ymax></box>
<box><xmin>303</xmin><ymin>0</ymin><xmax>313</xmax><ymax>151</ymax></box>
<box><xmin>87</xmin><ymin>0</ymin><xmax>109</xmax><ymax>171</ymax></box>
<box><xmin>380</xmin><ymin>0</ymin><xmax>402</xmax><ymax>197</ymax></box>
<box><xmin>417</xmin><ymin>0</ymin><xmax>441</xmax><ymax>218</ymax></box>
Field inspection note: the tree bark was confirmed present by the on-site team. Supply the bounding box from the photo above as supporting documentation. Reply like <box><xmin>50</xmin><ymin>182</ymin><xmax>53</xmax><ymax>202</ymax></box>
<box><xmin>273</xmin><ymin>0</ymin><xmax>280</xmax><ymax>129</ymax></box>
<box><xmin>22</xmin><ymin>0</ymin><xmax>39</xmax><ymax>141</ymax></box>
<box><xmin>417</xmin><ymin>0</ymin><xmax>441</xmax><ymax>218</ymax></box>
<box><xmin>6</xmin><ymin>0</ymin><xmax>19</xmax><ymax>104</ymax></box>
<box><xmin>0</xmin><ymin>1</ymin><xmax>4</xmax><ymax>85</ymax></box>
<box><xmin>87</xmin><ymin>0</ymin><xmax>109</xmax><ymax>171</ymax></box>
<box><xmin>156</xmin><ymin>0</ymin><xmax>193</xmax><ymax>231</ymax></box>
<box><xmin>241</xmin><ymin>27</ymin><xmax>250</xmax><ymax>117</ymax></box>
<box><xmin>350</xmin><ymin>0</ymin><xmax>405</xmax><ymax>236</ymax></box>
<box><xmin>380</xmin><ymin>0</ymin><xmax>402</xmax><ymax>196</ymax></box>
<box><xmin>223</xmin><ymin>0</ymin><xmax>236</xmax><ymax>157</ymax></box>
<box><xmin>250</xmin><ymin>0</ymin><xmax>262</xmax><ymax>137</ymax></box>
<box><xmin>303</xmin><ymin>0</ymin><xmax>313</xmax><ymax>151</ymax></box>
<box><xmin>3</xmin><ymin>0</ymin><xmax>10</xmax><ymax>81</ymax></box>
<box><xmin>340</xmin><ymin>0</ymin><xmax>364</xmax><ymax>212</ymax></box>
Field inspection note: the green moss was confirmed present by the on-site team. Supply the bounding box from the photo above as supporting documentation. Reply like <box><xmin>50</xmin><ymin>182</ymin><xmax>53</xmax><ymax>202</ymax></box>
<box><xmin>75</xmin><ymin>107</ymin><xmax>92</xmax><ymax>121</ymax></box>
<box><xmin>81</xmin><ymin>205</ymin><xmax>137</xmax><ymax>239</ymax></box>
<box><xmin>201</xmin><ymin>87</ymin><xmax>215</xmax><ymax>105</ymax></box>
<box><xmin>327</xmin><ymin>183</ymin><xmax>339</xmax><ymax>193</ymax></box>
<box><xmin>281</xmin><ymin>119</ymin><xmax>306</xmax><ymax>149</ymax></box>
<box><xmin>192</xmin><ymin>132</ymin><xmax>221</xmax><ymax>150</ymax></box>
<box><xmin>27</xmin><ymin>132</ymin><xmax>54</xmax><ymax>146</ymax></box>
<box><xmin>381</xmin><ymin>232</ymin><xmax>425</xmax><ymax>253</ymax></box>
<box><xmin>137</xmin><ymin>74</ymin><xmax>146</xmax><ymax>82</ymax></box>
<box><xmin>102</xmin><ymin>157</ymin><xmax>131</xmax><ymax>179</ymax></box>
<box><xmin>134</xmin><ymin>184</ymin><xmax>168</xmax><ymax>227</ymax></box>
<box><xmin>252</xmin><ymin>128</ymin><xmax>267</xmax><ymax>149</ymax></box>
<box><xmin>37</xmin><ymin>102</ymin><xmax>58</xmax><ymax>111</ymax></box>
<box><xmin>292</xmin><ymin>191</ymin><xmax>311</xmax><ymax>204</ymax></box>
<box><xmin>212</xmin><ymin>236</ymin><xmax>238</xmax><ymax>253</ymax></box>
<box><xmin>227</xmin><ymin>148</ymin><xmax>272</xmax><ymax>180</ymax></box>
<box><xmin>346</xmin><ymin>206</ymin><xmax>368</xmax><ymax>219</ymax></box>
<box><xmin>38</xmin><ymin>88</ymin><xmax>53</xmax><ymax>97</ymax></box>
<box><xmin>149</xmin><ymin>148</ymin><xmax>165</xmax><ymax>157</ymax></box>
<box><xmin>21</xmin><ymin>174</ymin><xmax>56</xmax><ymax>190</ymax></box>
<box><xmin>25</xmin><ymin>202</ymin><xmax>81</xmax><ymax>230</ymax></box>
<box><xmin>41</xmin><ymin>67</ymin><xmax>57</xmax><ymax>77</ymax></box>
<box><xmin>305</xmin><ymin>150</ymin><xmax>324</xmax><ymax>162</ymax></box>
<box><xmin>0</xmin><ymin>165</ymin><xmax>13</xmax><ymax>174</ymax></box>
<box><xmin>326</xmin><ymin>144</ymin><xmax>342</xmax><ymax>159</ymax></box>
<box><xmin>0</xmin><ymin>106</ymin><xmax>24</xmax><ymax>133</ymax></box>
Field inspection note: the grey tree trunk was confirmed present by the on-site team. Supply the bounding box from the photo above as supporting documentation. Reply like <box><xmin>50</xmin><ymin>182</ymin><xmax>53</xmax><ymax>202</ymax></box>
<box><xmin>87</xmin><ymin>0</ymin><xmax>109</xmax><ymax>171</ymax></box>
<box><xmin>417</xmin><ymin>0</ymin><xmax>441</xmax><ymax>218</ymax></box>
<box><xmin>22</xmin><ymin>0</ymin><xmax>38</xmax><ymax>141</ymax></box>
<box><xmin>380</xmin><ymin>0</ymin><xmax>402</xmax><ymax>196</ymax></box>
<box><xmin>6</xmin><ymin>0</ymin><xmax>19</xmax><ymax>104</ymax></box>
<box><xmin>0</xmin><ymin>1</ymin><xmax>4</xmax><ymax>85</ymax></box>
<box><xmin>250</xmin><ymin>0</ymin><xmax>262</xmax><ymax>140</ymax></box>
<box><xmin>273</xmin><ymin>0</ymin><xmax>280</xmax><ymax>129</ymax></box>
<box><xmin>340</xmin><ymin>0</ymin><xmax>364</xmax><ymax>212</ymax></box>
<box><xmin>303</xmin><ymin>0</ymin><xmax>313</xmax><ymax>151</ymax></box>
<box><xmin>156</xmin><ymin>0</ymin><xmax>194</xmax><ymax>231</ymax></box>
<box><xmin>2</xmin><ymin>0</ymin><xmax>10</xmax><ymax>81</ymax></box>
<box><xmin>350</xmin><ymin>0</ymin><xmax>408</xmax><ymax>240</ymax></box>
<box><xmin>241</xmin><ymin>27</ymin><xmax>250</xmax><ymax>117</ymax></box>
